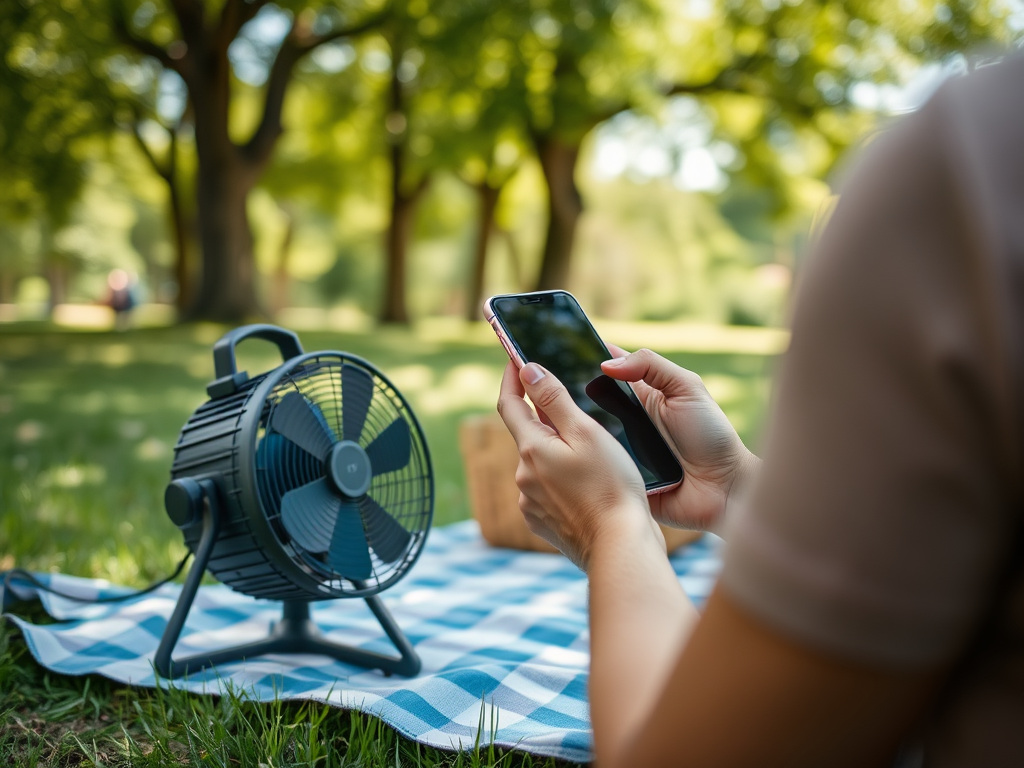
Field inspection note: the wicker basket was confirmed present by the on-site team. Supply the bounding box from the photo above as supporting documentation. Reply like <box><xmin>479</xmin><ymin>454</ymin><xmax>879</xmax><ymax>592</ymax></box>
<box><xmin>459</xmin><ymin>414</ymin><xmax>701</xmax><ymax>554</ymax></box>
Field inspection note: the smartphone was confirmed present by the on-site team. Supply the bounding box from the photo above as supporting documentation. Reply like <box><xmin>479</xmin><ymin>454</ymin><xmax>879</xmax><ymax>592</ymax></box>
<box><xmin>484</xmin><ymin>290</ymin><xmax>683</xmax><ymax>495</ymax></box>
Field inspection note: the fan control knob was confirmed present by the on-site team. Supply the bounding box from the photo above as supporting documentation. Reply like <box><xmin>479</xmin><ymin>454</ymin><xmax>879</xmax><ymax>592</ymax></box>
<box><xmin>165</xmin><ymin>478</ymin><xmax>206</xmax><ymax>529</ymax></box>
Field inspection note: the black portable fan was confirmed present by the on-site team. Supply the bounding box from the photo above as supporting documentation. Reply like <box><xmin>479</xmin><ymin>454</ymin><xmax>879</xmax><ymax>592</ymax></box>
<box><xmin>156</xmin><ymin>325</ymin><xmax>433</xmax><ymax>678</ymax></box>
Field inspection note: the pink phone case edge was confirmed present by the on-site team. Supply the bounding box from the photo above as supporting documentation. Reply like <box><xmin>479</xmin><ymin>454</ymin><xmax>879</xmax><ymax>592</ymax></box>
<box><xmin>483</xmin><ymin>296</ymin><xmax>526</xmax><ymax>368</ymax></box>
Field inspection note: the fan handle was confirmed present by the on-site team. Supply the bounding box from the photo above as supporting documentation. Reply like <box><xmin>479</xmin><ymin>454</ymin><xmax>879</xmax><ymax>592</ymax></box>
<box><xmin>208</xmin><ymin>325</ymin><xmax>304</xmax><ymax>399</ymax></box>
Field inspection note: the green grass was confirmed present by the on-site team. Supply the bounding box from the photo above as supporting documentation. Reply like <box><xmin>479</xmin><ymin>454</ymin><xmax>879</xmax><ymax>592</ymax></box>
<box><xmin>0</xmin><ymin>321</ymin><xmax>776</xmax><ymax>767</ymax></box>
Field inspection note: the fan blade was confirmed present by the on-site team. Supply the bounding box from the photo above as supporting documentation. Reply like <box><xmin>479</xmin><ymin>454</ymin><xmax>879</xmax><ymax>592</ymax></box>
<box><xmin>280</xmin><ymin>478</ymin><xmax>340</xmax><ymax>553</ymax></box>
<box><xmin>341</xmin><ymin>365</ymin><xmax>374</xmax><ymax>443</ymax></box>
<box><xmin>359</xmin><ymin>495</ymin><xmax>412</xmax><ymax>564</ymax></box>
<box><xmin>256</xmin><ymin>431</ymin><xmax>286</xmax><ymax>469</ymax></box>
<box><xmin>366</xmin><ymin>418</ymin><xmax>412</xmax><ymax>476</ymax></box>
<box><xmin>272</xmin><ymin>392</ymin><xmax>335</xmax><ymax>460</ymax></box>
<box><xmin>329</xmin><ymin>502</ymin><xmax>373</xmax><ymax>580</ymax></box>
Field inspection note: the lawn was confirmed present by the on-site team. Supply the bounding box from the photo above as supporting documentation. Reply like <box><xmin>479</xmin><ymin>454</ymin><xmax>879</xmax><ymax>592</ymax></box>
<box><xmin>0</xmin><ymin>319</ymin><xmax>780</xmax><ymax>766</ymax></box>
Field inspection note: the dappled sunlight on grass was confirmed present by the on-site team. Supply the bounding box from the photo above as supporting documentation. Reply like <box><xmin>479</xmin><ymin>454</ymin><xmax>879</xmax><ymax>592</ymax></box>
<box><xmin>37</xmin><ymin>464</ymin><xmax>107</xmax><ymax>489</ymax></box>
<box><xmin>392</xmin><ymin>363</ymin><xmax>505</xmax><ymax>416</ymax></box>
<box><xmin>50</xmin><ymin>304</ymin><xmax>115</xmax><ymax>329</ymax></box>
<box><xmin>596</xmin><ymin>320</ymin><xmax>789</xmax><ymax>355</ymax></box>
<box><xmin>385</xmin><ymin>363</ymin><xmax>435</xmax><ymax>393</ymax></box>
<box><xmin>702</xmin><ymin>374</ymin><xmax>747</xmax><ymax>404</ymax></box>
<box><xmin>0</xmin><ymin>323</ymin><xmax>776</xmax><ymax>584</ymax></box>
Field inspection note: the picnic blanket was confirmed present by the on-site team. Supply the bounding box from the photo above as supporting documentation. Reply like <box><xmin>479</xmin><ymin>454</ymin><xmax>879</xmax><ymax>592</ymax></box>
<box><xmin>2</xmin><ymin>520</ymin><xmax>722</xmax><ymax>763</ymax></box>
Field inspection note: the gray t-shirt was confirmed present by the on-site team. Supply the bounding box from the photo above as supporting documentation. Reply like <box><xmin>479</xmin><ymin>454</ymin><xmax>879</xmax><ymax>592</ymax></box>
<box><xmin>721</xmin><ymin>56</ymin><xmax>1024</xmax><ymax>766</ymax></box>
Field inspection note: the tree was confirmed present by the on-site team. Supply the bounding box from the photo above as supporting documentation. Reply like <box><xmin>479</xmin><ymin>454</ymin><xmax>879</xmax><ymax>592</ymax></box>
<box><xmin>126</xmin><ymin>106</ymin><xmax>194</xmax><ymax>313</ymax></box>
<box><xmin>485</xmin><ymin>0</ymin><xmax>1017</xmax><ymax>293</ymax></box>
<box><xmin>379</xmin><ymin>15</ymin><xmax>428</xmax><ymax>323</ymax></box>
<box><xmin>303</xmin><ymin>0</ymin><xmax>512</xmax><ymax>324</ymax></box>
<box><xmin>368</xmin><ymin>0</ymin><xmax>498</xmax><ymax>323</ymax></box>
<box><xmin>0</xmin><ymin>0</ymin><xmax>116</xmax><ymax>310</ymax></box>
<box><xmin>106</xmin><ymin>0</ymin><xmax>388</xmax><ymax>321</ymax></box>
<box><xmin>393</xmin><ymin>0</ymin><xmax>531</xmax><ymax>321</ymax></box>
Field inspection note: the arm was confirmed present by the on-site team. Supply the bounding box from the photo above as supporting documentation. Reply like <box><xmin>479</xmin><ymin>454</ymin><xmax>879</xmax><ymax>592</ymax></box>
<box><xmin>587</xmin><ymin>514</ymin><xmax>699</xmax><ymax>758</ymax></box>
<box><xmin>604</xmin><ymin>585</ymin><xmax>945</xmax><ymax>768</ymax></box>
<box><xmin>498</xmin><ymin>362</ymin><xmax>945</xmax><ymax>767</ymax></box>
<box><xmin>497</xmin><ymin>361</ymin><xmax>700</xmax><ymax>755</ymax></box>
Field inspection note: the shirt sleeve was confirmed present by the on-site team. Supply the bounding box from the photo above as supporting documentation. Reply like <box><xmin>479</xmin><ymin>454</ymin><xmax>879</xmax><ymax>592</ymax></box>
<box><xmin>719</xmin><ymin>82</ymin><xmax>1019</xmax><ymax>668</ymax></box>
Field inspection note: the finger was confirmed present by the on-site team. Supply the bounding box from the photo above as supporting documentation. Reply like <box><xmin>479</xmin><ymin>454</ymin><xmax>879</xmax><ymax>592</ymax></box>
<box><xmin>519</xmin><ymin>363</ymin><xmax>587</xmax><ymax>438</ymax></box>
<box><xmin>497</xmin><ymin>361</ymin><xmax>545</xmax><ymax>448</ymax></box>
<box><xmin>499</xmin><ymin>359</ymin><xmax>525</xmax><ymax>400</ymax></box>
<box><xmin>600</xmin><ymin>348</ymin><xmax>704</xmax><ymax>399</ymax></box>
<box><xmin>604</xmin><ymin>343</ymin><xmax>654</xmax><ymax>406</ymax></box>
<box><xmin>606</xmin><ymin>342</ymin><xmax>630</xmax><ymax>359</ymax></box>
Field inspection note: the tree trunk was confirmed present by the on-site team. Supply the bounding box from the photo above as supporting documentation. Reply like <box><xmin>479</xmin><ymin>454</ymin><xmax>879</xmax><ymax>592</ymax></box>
<box><xmin>188</xmin><ymin>160</ymin><xmax>259</xmax><ymax>322</ymax></box>
<box><xmin>45</xmin><ymin>263</ymin><xmax>67</xmax><ymax>313</ymax></box>
<box><xmin>165</xmin><ymin>137</ymin><xmax>192</xmax><ymax>316</ymax></box>
<box><xmin>533</xmin><ymin>136</ymin><xmax>583</xmax><ymax>292</ymax></box>
<box><xmin>466</xmin><ymin>182</ymin><xmax>500</xmax><ymax>321</ymax></box>
<box><xmin>0</xmin><ymin>272</ymin><xmax>18</xmax><ymax>304</ymax></box>
<box><xmin>499</xmin><ymin>226</ymin><xmax>524</xmax><ymax>291</ymax></box>
<box><xmin>39</xmin><ymin>225</ymin><xmax>66</xmax><ymax>314</ymax></box>
<box><xmin>381</xmin><ymin>153</ymin><xmax>426</xmax><ymax>324</ymax></box>
<box><xmin>168</xmin><ymin>180</ymin><xmax>190</xmax><ymax>314</ymax></box>
<box><xmin>184</xmin><ymin>38</ymin><xmax>262</xmax><ymax>324</ymax></box>
<box><xmin>270</xmin><ymin>201</ymin><xmax>295</xmax><ymax>319</ymax></box>
<box><xmin>380</xmin><ymin>44</ymin><xmax>422</xmax><ymax>325</ymax></box>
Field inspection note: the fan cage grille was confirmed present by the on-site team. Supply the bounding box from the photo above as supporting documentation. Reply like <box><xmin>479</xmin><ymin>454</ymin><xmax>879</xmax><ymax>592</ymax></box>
<box><xmin>255</xmin><ymin>353</ymin><xmax>432</xmax><ymax>595</ymax></box>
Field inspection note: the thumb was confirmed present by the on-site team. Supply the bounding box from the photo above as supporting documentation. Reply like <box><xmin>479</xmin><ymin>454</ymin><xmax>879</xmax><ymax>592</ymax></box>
<box><xmin>519</xmin><ymin>363</ymin><xmax>584</xmax><ymax>436</ymax></box>
<box><xmin>600</xmin><ymin>348</ymin><xmax>704</xmax><ymax>399</ymax></box>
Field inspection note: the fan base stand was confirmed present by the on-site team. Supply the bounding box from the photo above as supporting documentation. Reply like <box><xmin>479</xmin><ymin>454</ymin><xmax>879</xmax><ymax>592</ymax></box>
<box><xmin>154</xmin><ymin>493</ymin><xmax>421</xmax><ymax>680</ymax></box>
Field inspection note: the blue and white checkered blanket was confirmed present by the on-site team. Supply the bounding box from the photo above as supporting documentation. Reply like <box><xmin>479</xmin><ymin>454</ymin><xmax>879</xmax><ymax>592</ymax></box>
<box><xmin>2</xmin><ymin>521</ymin><xmax>721</xmax><ymax>763</ymax></box>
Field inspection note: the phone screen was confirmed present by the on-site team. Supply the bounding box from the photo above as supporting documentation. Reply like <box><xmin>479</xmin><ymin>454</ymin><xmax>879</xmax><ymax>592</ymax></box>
<box><xmin>491</xmin><ymin>291</ymin><xmax>683</xmax><ymax>491</ymax></box>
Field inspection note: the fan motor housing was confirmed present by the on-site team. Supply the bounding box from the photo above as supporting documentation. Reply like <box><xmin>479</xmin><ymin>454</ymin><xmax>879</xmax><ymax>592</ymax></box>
<box><xmin>169</xmin><ymin>338</ymin><xmax>433</xmax><ymax>602</ymax></box>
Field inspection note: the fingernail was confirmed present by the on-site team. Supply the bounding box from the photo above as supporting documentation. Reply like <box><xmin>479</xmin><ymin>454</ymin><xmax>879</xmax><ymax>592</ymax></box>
<box><xmin>522</xmin><ymin>363</ymin><xmax>546</xmax><ymax>385</ymax></box>
<box><xmin>602</xmin><ymin>357</ymin><xmax>626</xmax><ymax>367</ymax></box>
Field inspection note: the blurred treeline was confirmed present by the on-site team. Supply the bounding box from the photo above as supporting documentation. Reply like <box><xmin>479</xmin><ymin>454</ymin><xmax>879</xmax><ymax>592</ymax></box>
<box><xmin>0</xmin><ymin>0</ymin><xmax>1018</xmax><ymax>325</ymax></box>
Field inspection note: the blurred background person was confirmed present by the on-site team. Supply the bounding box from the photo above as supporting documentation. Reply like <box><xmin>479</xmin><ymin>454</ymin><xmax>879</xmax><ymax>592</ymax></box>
<box><xmin>105</xmin><ymin>268</ymin><xmax>137</xmax><ymax>331</ymax></box>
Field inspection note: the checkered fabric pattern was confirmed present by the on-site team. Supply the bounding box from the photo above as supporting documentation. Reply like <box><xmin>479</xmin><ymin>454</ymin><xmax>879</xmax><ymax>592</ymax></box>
<box><xmin>2</xmin><ymin>521</ymin><xmax>722</xmax><ymax>763</ymax></box>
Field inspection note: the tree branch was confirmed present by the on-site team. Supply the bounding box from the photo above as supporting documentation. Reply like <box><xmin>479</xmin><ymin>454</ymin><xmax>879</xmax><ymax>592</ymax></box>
<box><xmin>216</xmin><ymin>0</ymin><xmax>270</xmax><ymax>53</ymax></box>
<box><xmin>241</xmin><ymin>9</ymin><xmax>389</xmax><ymax>168</ymax></box>
<box><xmin>167</xmin><ymin>0</ymin><xmax>205</xmax><ymax>48</ymax></box>
<box><xmin>112</xmin><ymin>2</ymin><xmax>180</xmax><ymax>74</ymax></box>
<box><xmin>129</xmin><ymin>113</ymin><xmax>172</xmax><ymax>183</ymax></box>
<box><xmin>586</xmin><ymin>54</ymin><xmax>770</xmax><ymax>130</ymax></box>
<box><xmin>665</xmin><ymin>77</ymin><xmax>729</xmax><ymax>98</ymax></box>
<box><xmin>296</xmin><ymin>9</ymin><xmax>390</xmax><ymax>55</ymax></box>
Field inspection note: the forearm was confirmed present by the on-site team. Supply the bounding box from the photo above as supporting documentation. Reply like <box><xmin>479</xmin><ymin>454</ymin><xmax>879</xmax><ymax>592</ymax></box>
<box><xmin>586</xmin><ymin>511</ymin><xmax>699</xmax><ymax>764</ymax></box>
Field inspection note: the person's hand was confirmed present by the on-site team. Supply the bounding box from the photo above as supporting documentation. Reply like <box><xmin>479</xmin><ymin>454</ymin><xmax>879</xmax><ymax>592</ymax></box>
<box><xmin>601</xmin><ymin>347</ymin><xmax>758</xmax><ymax>533</ymax></box>
<box><xmin>497</xmin><ymin>361</ymin><xmax>664</xmax><ymax>570</ymax></box>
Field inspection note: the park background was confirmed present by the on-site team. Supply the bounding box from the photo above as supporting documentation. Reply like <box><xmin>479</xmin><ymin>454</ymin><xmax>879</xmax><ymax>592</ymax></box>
<box><xmin>1</xmin><ymin>0</ymin><xmax>1022</xmax><ymax>765</ymax></box>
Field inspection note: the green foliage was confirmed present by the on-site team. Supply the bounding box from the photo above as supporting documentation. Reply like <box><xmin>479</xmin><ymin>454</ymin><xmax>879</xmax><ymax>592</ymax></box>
<box><xmin>661</xmin><ymin>0</ymin><xmax>1018</xmax><ymax>218</ymax></box>
<box><xmin>0</xmin><ymin>0</ymin><xmax>114</xmax><ymax>226</ymax></box>
<box><xmin>2</xmin><ymin>0</ymin><xmax>1019</xmax><ymax>318</ymax></box>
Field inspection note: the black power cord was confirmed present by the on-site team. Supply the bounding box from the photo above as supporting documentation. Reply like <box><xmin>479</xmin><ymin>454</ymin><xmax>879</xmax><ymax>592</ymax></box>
<box><xmin>1</xmin><ymin>553</ymin><xmax>192</xmax><ymax>610</ymax></box>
